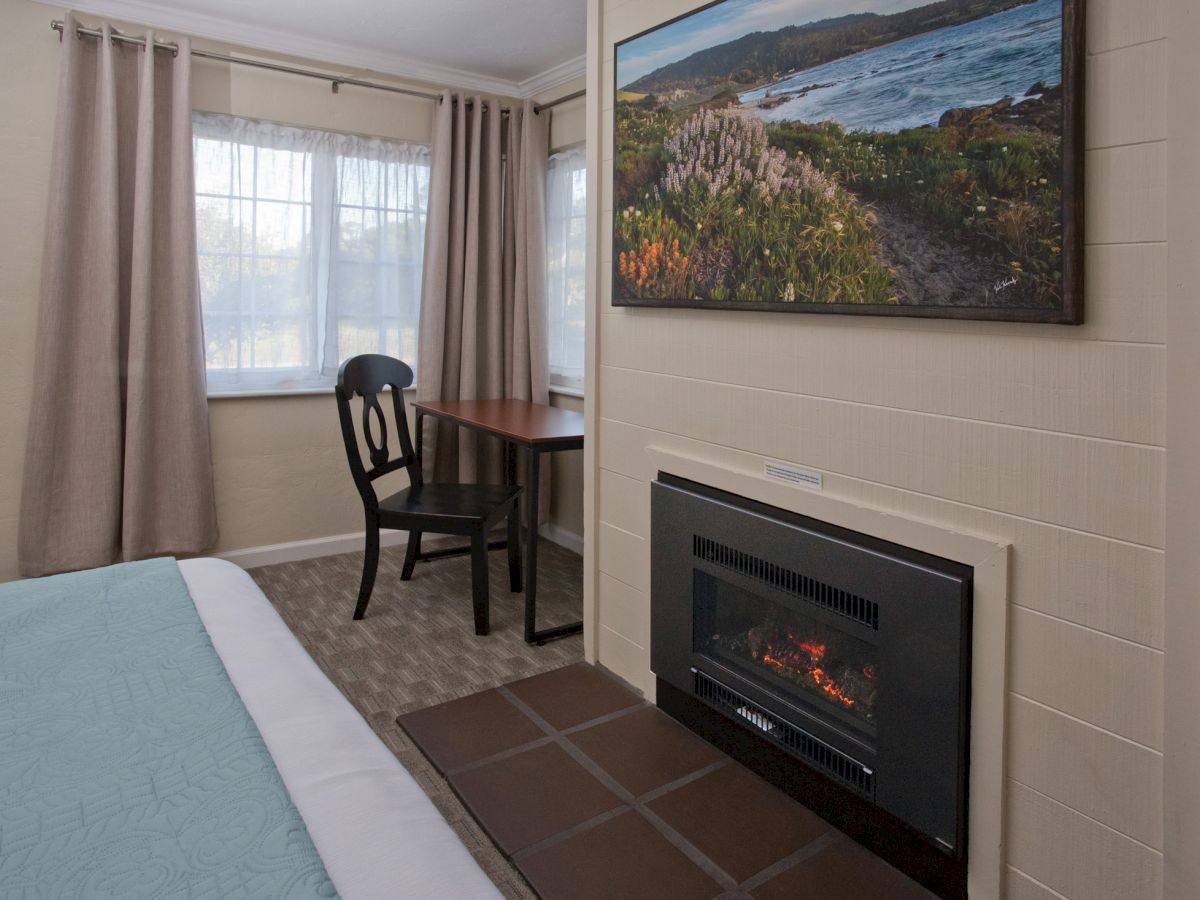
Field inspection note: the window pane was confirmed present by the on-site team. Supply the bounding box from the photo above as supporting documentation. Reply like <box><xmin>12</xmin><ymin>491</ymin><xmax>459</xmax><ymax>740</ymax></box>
<box><xmin>256</xmin><ymin>147</ymin><xmax>310</xmax><ymax>202</ymax></box>
<box><xmin>195</xmin><ymin>195</ymin><xmax>247</xmax><ymax>254</ymax></box>
<box><xmin>193</xmin><ymin>112</ymin><xmax>429</xmax><ymax>393</ymax></box>
<box><xmin>331</xmin><ymin>154</ymin><xmax>429</xmax><ymax>367</ymax></box>
<box><xmin>254</xmin><ymin>199</ymin><xmax>308</xmax><ymax>258</ymax></box>
<box><xmin>253</xmin><ymin>257</ymin><xmax>309</xmax><ymax>315</ymax></box>
<box><xmin>546</xmin><ymin>147</ymin><xmax>587</xmax><ymax>387</ymax></box>
<box><xmin>334</xmin><ymin>261</ymin><xmax>381</xmax><ymax>316</ymax></box>
<box><xmin>202</xmin><ymin>312</ymin><xmax>241</xmax><ymax>370</ymax></box>
<box><xmin>337</xmin><ymin>207</ymin><xmax>374</xmax><ymax>260</ymax></box>
<box><xmin>251</xmin><ymin>315</ymin><xmax>311</xmax><ymax>369</ymax></box>
<box><xmin>336</xmin><ymin>317</ymin><xmax>383</xmax><ymax>359</ymax></box>
<box><xmin>387</xmin><ymin>319</ymin><xmax>419</xmax><ymax>363</ymax></box>
<box><xmin>197</xmin><ymin>254</ymin><xmax>242</xmax><ymax>313</ymax></box>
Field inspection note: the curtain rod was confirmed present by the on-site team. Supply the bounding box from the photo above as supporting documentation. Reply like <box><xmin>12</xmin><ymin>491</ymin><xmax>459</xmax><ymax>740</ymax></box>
<box><xmin>49</xmin><ymin>20</ymin><xmax>584</xmax><ymax>114</ymax></box>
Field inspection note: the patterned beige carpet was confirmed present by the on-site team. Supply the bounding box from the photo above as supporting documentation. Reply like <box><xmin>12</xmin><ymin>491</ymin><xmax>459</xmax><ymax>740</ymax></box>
<box><xmin>249</xmin><ymin>536</ymin><xmax>585</xmax><ymax>899</ymax></box>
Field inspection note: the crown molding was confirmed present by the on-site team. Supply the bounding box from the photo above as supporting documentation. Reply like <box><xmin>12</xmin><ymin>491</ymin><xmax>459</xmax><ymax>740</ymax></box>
<box><xmin>519</xmin><ymin>54</ymin><xmax>586</xmax><ymax>100</ymax></box>
<box><xmin>36</xmin><ymin>0</ymin><xmax>550</xmax><ymax>97</ymax></box>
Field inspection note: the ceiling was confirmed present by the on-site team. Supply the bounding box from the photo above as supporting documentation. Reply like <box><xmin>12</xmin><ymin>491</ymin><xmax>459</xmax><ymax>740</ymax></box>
<box><xmin>46</xmin><ymin>0</ymin><xmax>588</xmax><ymax>96</ymax></box>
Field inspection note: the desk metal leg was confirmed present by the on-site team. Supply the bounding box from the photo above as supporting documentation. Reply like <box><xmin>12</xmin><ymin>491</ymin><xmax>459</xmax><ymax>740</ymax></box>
<box><xmin>523</xmin><ymin>447</ymin><xmax>540</xmax><ymax>641</ymax></box>
<box><xmin>524</xmin><ymin>445</ymin><xmax>584</xmax><ymax>645</ymax></box>
<box><xmin>414</xmin><ymin>409</ymin><xmax>424</xmax><ymax>474</ymax></box>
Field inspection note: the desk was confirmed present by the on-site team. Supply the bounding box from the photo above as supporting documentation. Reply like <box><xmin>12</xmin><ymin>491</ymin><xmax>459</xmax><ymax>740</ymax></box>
<box><xmin>412</xmin><ymin>399</ymin><xmax>584</xmax><ymax>644</ymax></box>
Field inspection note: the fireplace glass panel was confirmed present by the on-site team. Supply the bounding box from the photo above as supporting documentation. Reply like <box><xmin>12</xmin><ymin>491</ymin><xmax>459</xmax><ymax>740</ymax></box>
<box><xmin>695</xmin><ymin>572</ymin><xmax>878</xmax><ymax>728</ymax></box>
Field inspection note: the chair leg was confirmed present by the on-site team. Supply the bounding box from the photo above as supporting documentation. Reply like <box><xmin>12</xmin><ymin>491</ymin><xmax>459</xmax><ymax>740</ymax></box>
<box><xmin>401</xmin><ymin>530</ymin><xmax>422</xmax><ymax>581</ymax></box>
<box><xmin>507</xmin><ymin>502</ymin><xmax>523</xmax><ymax>593</ymax></box>
<box><xmin>354</xmin><ymin>519</ymin><xmax>380</xmax><ymax>620</ymax></box>
<box><xmin>470</xmin><ymin>532</ymin><xmax>491</xmax><ymax>636</ymax></box>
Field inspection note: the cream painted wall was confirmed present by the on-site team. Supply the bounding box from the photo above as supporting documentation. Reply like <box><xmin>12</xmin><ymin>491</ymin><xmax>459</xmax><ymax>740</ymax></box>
<box><xmin>542</xmin><ymin>75</ymin><xmax>586</xmax><ymax>152</ymax></box>
<box><xmin>1163</xmin><ymin>0</ymin><xmax>1200</xmax><ymax>896</ymax></box>
<box><xmin>547</xmin><ymin>391</ymin><xmax>585</xmax><ymax>544</ymax></box>
<box><xmin>0</xmin><ymin>0</ymin><xmax>57</xmax><ymax>582</ymax></box>
<box><xmin>0</xmin><ymin>0</ymin><xmax>587</xmax><ymax>580</ymax></box>
<box><xmin>587</xmin><ymin>0</ymin><xmax>1173</xmax><ymax>896</ymax></box>
<box><xmin>540</xmin><ymin>78</ymin><xmax>588</xmax><ymax>547</ymax></box>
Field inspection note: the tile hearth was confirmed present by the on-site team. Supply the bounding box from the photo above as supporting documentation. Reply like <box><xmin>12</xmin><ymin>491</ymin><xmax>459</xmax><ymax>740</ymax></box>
<box><xmin>398</xmin><ymin>662</ymin><xmax>934</xmax><ymax>899</ymax></box>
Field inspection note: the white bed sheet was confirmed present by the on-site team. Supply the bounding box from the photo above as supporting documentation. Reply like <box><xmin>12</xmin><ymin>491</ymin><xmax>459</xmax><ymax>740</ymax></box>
<box><xmin>178</xmin><ymin>558</ymin><xmax>501</xmax><ymax>900</ymax></box>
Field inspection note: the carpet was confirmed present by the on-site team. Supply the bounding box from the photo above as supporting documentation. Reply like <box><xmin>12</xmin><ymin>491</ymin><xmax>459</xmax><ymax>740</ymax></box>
<box><xmin>249</xmin><ymin>536</ymin><xmax>584</xmax><ymax>899</ymax></box>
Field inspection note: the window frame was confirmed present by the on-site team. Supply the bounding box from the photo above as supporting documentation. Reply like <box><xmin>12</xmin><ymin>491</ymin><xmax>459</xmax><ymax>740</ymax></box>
<box><xmin>192</xmin><ymin>112</ymin><xmax>430</xmax><ymax>397</ymax></box>
<box><xmin>545</xmin><ymin>143</ymin><xmax>588</xmax><ymax>393</ymax></box>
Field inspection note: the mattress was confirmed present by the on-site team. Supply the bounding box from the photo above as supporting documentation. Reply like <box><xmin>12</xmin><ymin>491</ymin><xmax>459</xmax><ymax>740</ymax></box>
<box><xmin>178</xmin><ymin>558</ymin><xmax>500</xmax><ymax>900</ymax></box>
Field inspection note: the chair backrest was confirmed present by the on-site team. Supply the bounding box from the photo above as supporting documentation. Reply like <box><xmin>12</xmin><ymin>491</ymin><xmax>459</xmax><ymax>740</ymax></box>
<box><xmin>335</xmin><ymin>354</ymin><xmax>420</xmax><ymax>510</ymax></box>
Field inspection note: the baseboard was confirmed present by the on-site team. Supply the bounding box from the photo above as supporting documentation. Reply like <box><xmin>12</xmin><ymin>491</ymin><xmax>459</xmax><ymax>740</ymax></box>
<box><xmin>215</xmin><ymin>529</ymin><xmax>410</xmax><ymax>569</ymax></box>
<box><xmin>540</xmin><ymin>523</ymin><xmax>584</xmax><ymax>556</ymax></box>
<box><xmin>217</xmin><ymin>522</ymin><xmax>584</xmax><ymax>569</ymax></box>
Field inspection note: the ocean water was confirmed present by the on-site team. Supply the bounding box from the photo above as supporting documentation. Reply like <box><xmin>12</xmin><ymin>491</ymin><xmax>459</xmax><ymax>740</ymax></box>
<box><xmin>739</xmin><ymin>0</ymin><xmax>1062</xmax><ymax>133</ymax></box>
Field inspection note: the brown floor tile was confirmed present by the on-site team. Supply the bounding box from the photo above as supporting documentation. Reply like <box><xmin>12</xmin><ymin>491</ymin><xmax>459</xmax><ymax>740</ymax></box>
<box><xmin>397</xmin><ymin>688</ymin><xmax>546</xmax><ymax>773</ymax></box>
<box><xmin>518</xmin><ymin>809</ymin><xmax>724</xmax><ymax>900</ymax></box>
<box><xmin>567</xmin><ymin>706</ymin><xmax>726</xmax><ymax>797</ymax></box>
<box><xmin>449</xmin><ymin>742</ymin><xmax>624</xmax><ymax>855</ymax></box>
<box><xmin>752</xmin><ymin>838</ymin><xmax>936</xmax><ymax>900</ymax></box>
<box><xmin>505</xmin><ymin>662</ymin><xmax>642</xmax><ymax>730</ymax></box>
<box><xmin>647</xmin><ymin>763</ymin><xmax>831</xmax><ymax>883</ymax></box>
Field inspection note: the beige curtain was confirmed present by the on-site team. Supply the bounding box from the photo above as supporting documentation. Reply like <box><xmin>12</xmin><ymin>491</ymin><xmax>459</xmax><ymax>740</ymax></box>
<box><xmin>505</xmin><ymin>103</ymin><xmax>551</xmax><ymax>404</ymax></box>
<box><xmin>19</xmin><ymin>15</ymin><xmax>217</xmax><ymax>577</ymax></box>
<box><xmin>417</xmin><ymin>93</ymin><xmax>550</xmax><ymax>489</ymax></box>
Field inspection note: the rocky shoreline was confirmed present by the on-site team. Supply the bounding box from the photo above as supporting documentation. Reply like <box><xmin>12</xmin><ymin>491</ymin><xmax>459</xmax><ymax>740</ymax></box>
<box><xmin>737</xmin><ymin>79</ymin><xmax>1064</xmax><ymax>137</ymax></box>
<box><xmin>937</xmin><ymin>81</ymin><xmax>1063</xmax><ymax>136</ymax></box>
<box><xmin>742</xmin><ymin>82</ymin><xmax>833</xmax><ymax>112</ymax></box>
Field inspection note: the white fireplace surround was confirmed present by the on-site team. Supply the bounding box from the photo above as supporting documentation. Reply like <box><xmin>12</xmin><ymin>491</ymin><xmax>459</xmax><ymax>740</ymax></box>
<box><xmin>643</xmin><ymin>446</ymin><xmax>1011</xmax><ymax>900</ymax></box>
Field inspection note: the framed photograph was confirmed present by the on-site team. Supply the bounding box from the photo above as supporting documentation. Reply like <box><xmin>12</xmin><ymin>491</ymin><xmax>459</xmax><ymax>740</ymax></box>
<box><xmin>612</xmin><ymin>0</ymin><xmax>1084</xmax><ymax>323</ymax></box>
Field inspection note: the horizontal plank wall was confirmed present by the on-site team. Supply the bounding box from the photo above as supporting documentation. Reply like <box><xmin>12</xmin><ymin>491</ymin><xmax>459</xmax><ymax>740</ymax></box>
<box><xmin>1164</xmin><ymin>0</ymin><xmax>1200</xmax><ymax>894</ymax></box>
<box><xmin>587</xmin><ymin>0</ymin><xmax>1168</xmax><ymax>895</ymax></box>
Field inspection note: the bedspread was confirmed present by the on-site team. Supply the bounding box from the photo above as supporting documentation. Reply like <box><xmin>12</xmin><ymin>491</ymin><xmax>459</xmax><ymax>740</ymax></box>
<box><xmin>0</xmin><ymin>557</ymin><xmax>337</xmax><ymax>899</ymax></box>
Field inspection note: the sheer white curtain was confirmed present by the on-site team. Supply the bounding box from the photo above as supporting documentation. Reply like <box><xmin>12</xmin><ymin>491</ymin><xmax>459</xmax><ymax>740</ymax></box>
<box><xmin>545</xmin><ymin>146</ymin><xmax>587</xmax><ymax>389</ymax></box>
<box><xmin>192</xmin><ymin>112</ymin><xmax>429</xmax><ymax>393</ymax></box>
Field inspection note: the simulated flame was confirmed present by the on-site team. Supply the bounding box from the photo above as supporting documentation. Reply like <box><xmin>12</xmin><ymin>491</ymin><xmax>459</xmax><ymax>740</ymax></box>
<box><xmin>748</xmin><ymin>625</ymin><xmax>877</xmax><ymax>718</ymax></box>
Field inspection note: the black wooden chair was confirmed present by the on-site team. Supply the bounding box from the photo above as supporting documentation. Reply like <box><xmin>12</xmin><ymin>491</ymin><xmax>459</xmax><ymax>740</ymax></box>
<box><xmin>335</xmin><ymin>354</ymin><xmax>522</xmax><ymax>633</ymax></box>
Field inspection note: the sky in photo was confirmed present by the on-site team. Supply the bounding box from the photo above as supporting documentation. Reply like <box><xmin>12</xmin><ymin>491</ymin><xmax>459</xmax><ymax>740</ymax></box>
<box><xmin>617</xmin><ymin>0</ymin><xmax>932</xmax><ymax>87</ymax></box>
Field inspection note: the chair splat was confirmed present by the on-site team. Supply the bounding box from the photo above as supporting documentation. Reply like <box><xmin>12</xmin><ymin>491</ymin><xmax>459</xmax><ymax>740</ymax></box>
<box><xmin>362</xmin><ymin>392</ymin><xmax>390</xmax><ymax>469</ymax></box>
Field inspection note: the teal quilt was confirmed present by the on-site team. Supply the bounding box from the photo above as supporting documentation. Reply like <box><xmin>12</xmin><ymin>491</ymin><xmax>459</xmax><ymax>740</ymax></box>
<box><xmin>0</xmin><ymin>558</ymin><xmax>337</xmax><ymax>899</ymax></box>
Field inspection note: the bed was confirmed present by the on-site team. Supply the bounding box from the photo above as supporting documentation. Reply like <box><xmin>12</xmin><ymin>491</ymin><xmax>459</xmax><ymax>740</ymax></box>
<box><xmin>0</xmin><ymin>557</ymin><xmax>501</xmax><ymax>900</ymax></box>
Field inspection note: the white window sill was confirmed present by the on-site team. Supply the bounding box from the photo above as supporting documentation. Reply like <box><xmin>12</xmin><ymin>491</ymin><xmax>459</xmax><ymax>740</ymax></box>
<box><xmin>208</xmin><ymin>387</ymin><xmax>335</xmax><ymax>399</ymax></box>
<box><xmin>209</xmin><ymin>384</ymin><xmax>582</xmax><ymax>400</ymax></box>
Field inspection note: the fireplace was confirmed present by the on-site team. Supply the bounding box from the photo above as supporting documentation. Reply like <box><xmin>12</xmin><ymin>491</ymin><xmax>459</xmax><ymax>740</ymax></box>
<box><xmin>651</xmin><ymin>474</ymin><xmax>973</xmax><ymax>898</ymax></box>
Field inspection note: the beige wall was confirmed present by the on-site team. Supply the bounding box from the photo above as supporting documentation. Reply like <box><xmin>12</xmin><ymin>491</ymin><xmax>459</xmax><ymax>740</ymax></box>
<box><xmin>1163</xmin><ymin>0</ymin><xmax>1200</xmax><ymax>896</ymax></box>
<box><xmin>540</xmin><ymin>79</ymin><xmax>588</xmax><ymax>547</ymax></box>
<box><xmin>587</xmin><ymin>0</ymin><xmax>1173</xmax><ymax>897</ymax></box>
<box><xmin>543</xmin><ymin>76</ymin><xmax>586</xmax><ymax>152</ymax></box>
<box><xmin>0</xmin><ymin>0</ymin><xmax>586</xmax><ymax>580</ymax></box>
<box><xmin>0</xmin><ymin>0</ymin><xmax>56</xmax><ymax>582</ymax></box>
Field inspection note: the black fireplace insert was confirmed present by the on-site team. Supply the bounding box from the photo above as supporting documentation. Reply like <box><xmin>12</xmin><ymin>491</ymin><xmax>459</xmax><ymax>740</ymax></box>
<box><xmin>651</xmin><ymin>474</ymin><xmax>972</xmax><ymax>897</ymax></box>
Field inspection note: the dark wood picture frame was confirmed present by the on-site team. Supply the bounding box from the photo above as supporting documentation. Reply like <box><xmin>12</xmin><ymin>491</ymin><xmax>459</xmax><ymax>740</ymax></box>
<box><xmin>611</xmin><ymin>0</ymin><xmax>1085</xmax><ymax>324</ymax></box>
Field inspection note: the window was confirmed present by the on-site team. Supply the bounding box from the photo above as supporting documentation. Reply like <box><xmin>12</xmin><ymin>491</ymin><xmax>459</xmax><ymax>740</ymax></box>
<box><xmin>193</xmin><ymin>113</ymin><xmax>429</xmax><ymax>394</ymax></box>
<box><xmin>545</xmin><ymin>146</ymin><xmax>587</xmax><ymax>390</ymax></box>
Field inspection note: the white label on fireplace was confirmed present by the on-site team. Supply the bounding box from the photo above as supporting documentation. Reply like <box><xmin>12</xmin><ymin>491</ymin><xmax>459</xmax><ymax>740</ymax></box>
<box><xmin>763</xmin><ymin>459</ymin><xmax>823</xmax><ymax>490</ymax></box>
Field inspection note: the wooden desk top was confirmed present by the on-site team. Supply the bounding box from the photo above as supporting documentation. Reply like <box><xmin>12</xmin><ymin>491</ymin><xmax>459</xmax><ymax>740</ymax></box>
<box><xmin>412</xmin><ymin>398</ymin><xmax>584</xmax><ymax>446</ymax></box>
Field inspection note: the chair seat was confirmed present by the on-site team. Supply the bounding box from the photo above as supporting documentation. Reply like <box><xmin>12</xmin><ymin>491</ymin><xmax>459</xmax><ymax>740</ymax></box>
<box><xmin>377</xmin><ymin>482</ymin><xmax>521</xmax><ymax>530</ymax></box>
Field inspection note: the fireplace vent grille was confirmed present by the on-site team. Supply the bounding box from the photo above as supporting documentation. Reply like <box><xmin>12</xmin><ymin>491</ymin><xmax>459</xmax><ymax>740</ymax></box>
<box><xmin>693</xmin><ymin>535</ymin><xmax>879</xmax><ymax>629</ymax></box>
<box><xmin>693</xmin><ymin>669</ymin><xmax>875</xmax><ymax>798</ymax></box>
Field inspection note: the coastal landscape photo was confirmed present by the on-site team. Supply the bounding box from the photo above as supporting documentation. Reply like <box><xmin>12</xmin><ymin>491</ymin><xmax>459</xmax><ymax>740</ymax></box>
<box><xmin>613</xmin><ymin>0</ymin><xmax>1081</xmax><ymax>321</ymax></box>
